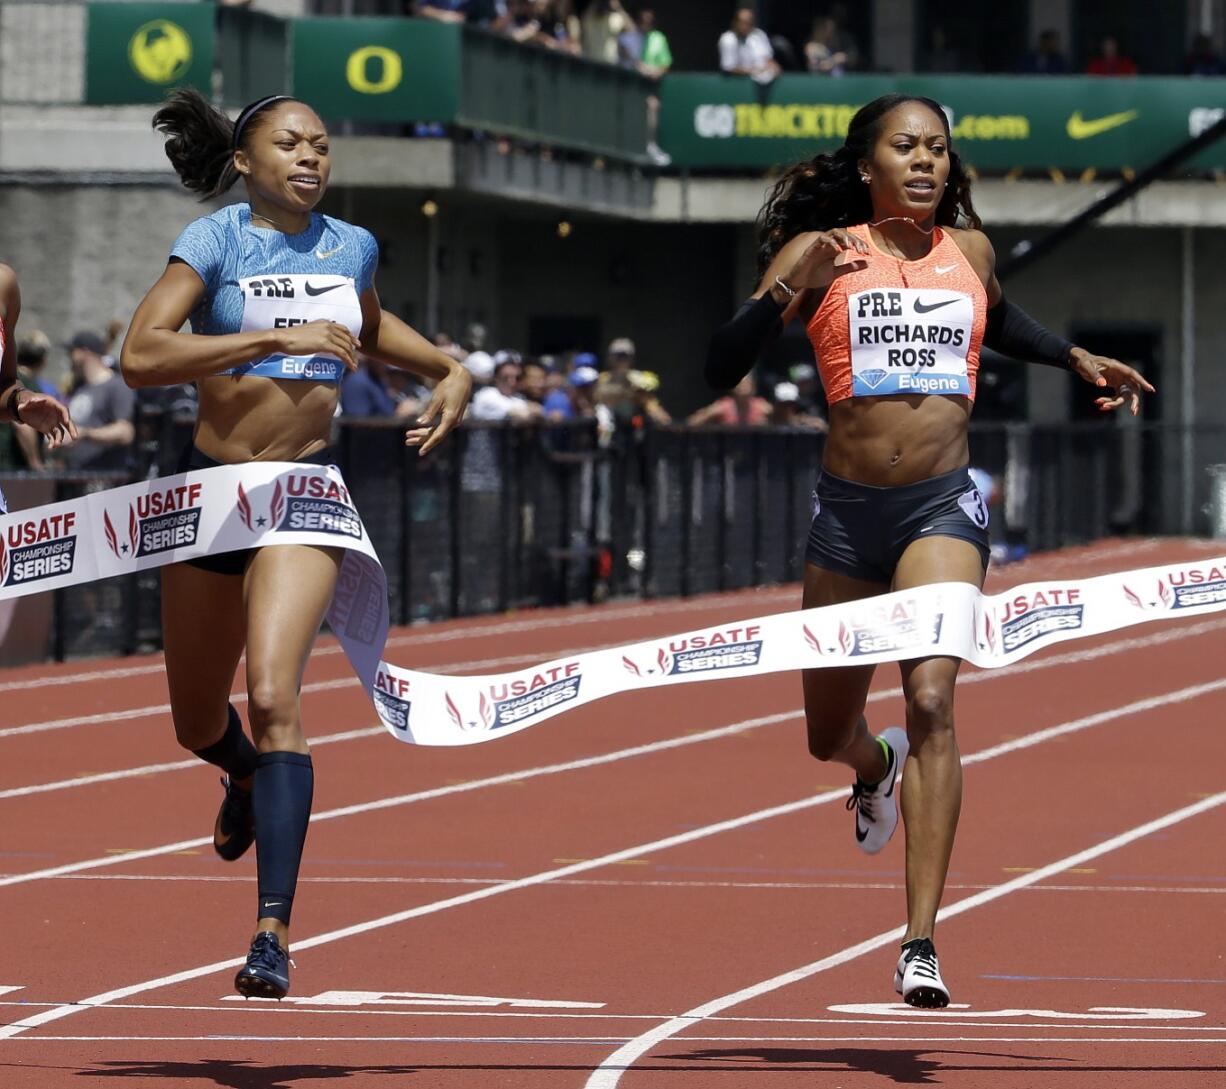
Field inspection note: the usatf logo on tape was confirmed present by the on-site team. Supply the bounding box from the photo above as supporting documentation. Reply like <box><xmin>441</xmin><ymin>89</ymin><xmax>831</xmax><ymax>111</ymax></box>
<box><xmin>997</xmin><ymin>587</ymin><xmax>1085</xmax><ymax>651</ymax></box>
<box><xmin>0</xmin><ymin>511</ymin><xmax>78</xmax><ymax>586</ymax></box>
<box><xmin>446</xmin><ymin>663</ymin><xmax>583</xmax><ymax>731</ymax></box>
<box><xmin>239</xmin><ymin>475</ymin><xmax>362</xmax><ymax>539</ymax></box>
<box><xmin>105</xmin><ymin>483</ymin><xmax>203</xmax><ymax>558</ymax></box>
<box><xmin>805</xmin><ymin>598</ymin><xmax>942</xmax><ymax>657</ymax></box>
<box><xmin>1167</xmin><ymin>565</ymin><xmax>1226</xmax><ymax>608</ymax></box>
<box><xmin>373</xmin><ymin>670</ymin><xmax>411</xmax><ymax>731</ymax></box>
<box><xmin>622</xmin><ymin>626</ymin><xmax>763</xmax><ymax>676</ymax></box>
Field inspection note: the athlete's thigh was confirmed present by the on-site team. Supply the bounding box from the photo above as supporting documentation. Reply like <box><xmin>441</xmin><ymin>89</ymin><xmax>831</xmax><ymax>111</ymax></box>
<box><xmin>243</xmin><ymin>544</ymin><xmax>343</xmax><ymax>691</ymax></box>
<box><xmin>891</xmin><ymin>534</ymin><xmax>987</xmax><ymax>696</ymax></box>
<box><xmin>801</xmin><ymin>562</ymin><xmax>882</xmax><ymax>730</ymax></box>
<box><xmin>161</xmin><ymin>562</ymin><xmax>247</xmax><ymax>745</ymax></box>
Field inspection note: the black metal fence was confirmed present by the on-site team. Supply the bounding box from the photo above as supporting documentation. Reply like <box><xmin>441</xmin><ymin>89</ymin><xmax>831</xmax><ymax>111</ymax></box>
<box><xmin>1</xmin><ymin>412</ymin><xmax>1222</xmax><ymax>663</ymax></box>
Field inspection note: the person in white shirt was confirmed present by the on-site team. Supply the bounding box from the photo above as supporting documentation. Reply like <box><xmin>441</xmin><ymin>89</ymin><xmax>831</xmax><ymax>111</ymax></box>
<box><xmin>718</xmin><ymin>6</ymin><xmax>781</xmax><ymax>84</ymax></box>
<box><xmin>468</xmin><ymin>357</ymin><xmax>543</xmax><ymax>423</ymax></box>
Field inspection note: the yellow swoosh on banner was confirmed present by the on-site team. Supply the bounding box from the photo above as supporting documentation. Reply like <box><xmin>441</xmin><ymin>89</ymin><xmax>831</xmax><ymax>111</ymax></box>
<box><xmin>1066</xmin><ymin>109</ymin><xmax>1140</xmax><ymax>140</ymax></box>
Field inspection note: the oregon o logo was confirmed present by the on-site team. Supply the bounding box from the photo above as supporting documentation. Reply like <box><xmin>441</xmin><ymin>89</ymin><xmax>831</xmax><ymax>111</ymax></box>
<box><xmin>345</xmin><ymin>45</ymin><xmax>403</xmax><ymax>94</ymax></box>
<box><xmin>128</xmin><ymin>20</ymin><xmax>193</xmax><ymax>85</ymax></box>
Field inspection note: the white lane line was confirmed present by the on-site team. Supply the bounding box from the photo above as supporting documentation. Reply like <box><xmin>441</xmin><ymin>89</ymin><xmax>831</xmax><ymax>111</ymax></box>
<box><xmin>5</xmin><ymin>676</ymin><xmax>1226</xmax><ymax>1039</ymax></box>
<box><xmin>7</xmin><ymin>657</ymin><xmax>1226</xmax><ymax>880</ymax></box>
<box><xmin>12</xmin><ymin>1001</ymin><xmax>1217</xmax><ymax>1033</ymax></box>
<box><xmin>13</xmin><ymin>1034</ymin><xmax>1226</xmax><ymax>1045</ymax></box>
<box><xmin>27</xmin><ymin>873</ymin><xmax>1226</xmax><ymax>898</ymax></box>
<box><xmin>0</xmin><ymin>710</ymin><xmax>798</xmax><ymax>889</ymax></box>
<box><xmin>5</xmin><ymin>609</ymin><xmax>1224</xmax><ymax>795</ymax></box>
<box><xmin>583</xmin><ymin>788</ymin><xmax>1226</xmax><ymax>1088</ymax></box>
<box><xmin>0</xmin><ymin>588</ymin><xmax>798</xmax><ymax>695</ymax></box>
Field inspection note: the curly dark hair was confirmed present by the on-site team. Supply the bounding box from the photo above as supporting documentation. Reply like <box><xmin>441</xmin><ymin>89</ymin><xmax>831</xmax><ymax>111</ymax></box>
<box><xmin>152</xmin><ymin>89</ymin><xmax>303</xmax><ymax>200</ymax></box>
<box><xmin>756</xmin><ymin>94</ymin><xmax>981</xmax><ymax>273</ymax></box>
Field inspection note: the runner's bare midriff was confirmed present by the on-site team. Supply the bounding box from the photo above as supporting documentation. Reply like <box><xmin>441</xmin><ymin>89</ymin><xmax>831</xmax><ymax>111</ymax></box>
<box><xmin>194</xmin><ymin>375</ymin><xmax>337</xmax><ymax>463</ymax></box>
<box><xmin>821</xmin><ymin>394</ymin><xmax>972</xmax><ymax>487</ymax></box>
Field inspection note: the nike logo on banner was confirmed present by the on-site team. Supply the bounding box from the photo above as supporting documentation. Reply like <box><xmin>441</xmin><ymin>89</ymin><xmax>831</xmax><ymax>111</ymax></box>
<box><xmin>1066</xmin><ymin>109</ymin><xmax>1139</xmax><ymax>140</ymax></box>
<box><xmin>934</xmin><ymin>264</ymin><xmax>958</xmax><ymax>275</ymax></box>
<box><xmin>913</xmin><ymin>298</ymin><xmax>957</xmax><ymax>314</ymax></box>
<box><xmin>305</xmin><ymin>282</ymin><xmax>344</xmax><ymax>296</ymax></box>
<box><xmin>315</xmin><ymin>244</ymin><xmax>345</xmax><ymax>259</ymax></box>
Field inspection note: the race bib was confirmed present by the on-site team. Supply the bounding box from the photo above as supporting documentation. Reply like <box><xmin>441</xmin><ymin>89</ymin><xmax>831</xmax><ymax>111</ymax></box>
<box><xmin>229</xmin><ymin>274</ymin><xmax>362</xmax><ymax>382</ymax></box>
<box><xmin>848</xmin><ymin>287</ymin><xmax>974</xmax><ymax>397</ymax></box>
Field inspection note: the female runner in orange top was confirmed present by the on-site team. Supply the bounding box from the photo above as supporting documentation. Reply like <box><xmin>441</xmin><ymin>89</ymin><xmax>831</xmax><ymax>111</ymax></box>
<box><xmin>706</xmin><ymin>93</ymin><xmax>1152</xmax><ymax>1007</ymax></box>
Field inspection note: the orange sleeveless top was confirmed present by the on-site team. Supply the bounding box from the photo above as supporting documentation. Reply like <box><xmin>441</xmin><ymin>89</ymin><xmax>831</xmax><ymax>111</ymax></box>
<box><xmin>805</xmin><ymin>223</ymin><xmax>987</xmax><ymax>404</ymax></box>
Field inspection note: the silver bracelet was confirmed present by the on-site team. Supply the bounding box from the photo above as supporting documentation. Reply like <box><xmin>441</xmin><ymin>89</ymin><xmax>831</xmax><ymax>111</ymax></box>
<box><xmin>774</xmin><ymin>276</ymin><xmax>798</xmax><ymax>299</ymax></box>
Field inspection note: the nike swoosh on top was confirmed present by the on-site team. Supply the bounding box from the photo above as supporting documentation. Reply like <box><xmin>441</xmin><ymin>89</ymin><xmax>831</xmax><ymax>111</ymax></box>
<box><xmin>913</xmin><ymin>297</ymin><xmax>957</xmax><ymax>314</ymax></box>
<box><xmin>1066</xmin><ymin>109</ymin><xmax>1139</xmax><ymax>140</ymax></box>
<box><xmin>315</xmin><ymin>244</ymin><xmax>345</xmax><ymax>259</ymax></box>
<box><xmin>305</xmin><ymin>282</ymin><xmax>344</xmax><ymax>296</ymax></box>
<box><xmin>934</xmin><ymin>264</ymin><xmax>958</xmax><ymax>275</ymax></box>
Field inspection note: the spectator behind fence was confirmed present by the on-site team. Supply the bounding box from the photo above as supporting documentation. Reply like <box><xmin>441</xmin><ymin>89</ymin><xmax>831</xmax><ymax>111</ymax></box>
<box><xmin>1020</xmin><ymin>28</ymin><xmax>1069</xmax><ymax>73</ymax></box>
<box><xmin>594</xmin><ymin>337</ymin><xmax>637</xmax><ymax>420</ymax></box>
<box><xmin>1087</xmin><ymin>35</ymin><xmax>1137</xmax><ymax>76</ymax></box>
<box><xmin>805</xmin><ymin>16</ymin><xmax>849</xmax><ymax>76</ymax></box>
<box><xmin>620</xmin><ymin>7</ymin><xmax>673</xmax><ymax>166</ymax></box>
<box><xmin>770</xmin><ymin>381</ymin><xmax>827</xmax><ymax>431</ymax></box>
<box><xmin>0</xmin><ymin>331</ymin><xmax>57</xmax><ymax>470</ymax></box>
<box><xmin>581</xmin><ymin>0</ymin><xmax>630</xmax><ymax>65</ymax></box>
<box><xmin>537</xmin><ymin>0</ymin><xmax>581</xmax><ymax>53</ymax></box>
<box><xmin>61</xmin><ymin>331</ymin><xmax>136</xmax><ymax>470</ymax></box>
<box><xmin>342</xmin><ymin>356</ymin><xmax>420</xmax><ymax>419</ymax></box>
<box><xmin>519</xmin><ymin>359</ymin><xmax>548</xmax><ymax>405</ymax></box>
<box><xmin>469</xmin><ymin>358</ymin><xmax>543</xmax><ymax>422</ymax></box>
<box><xmin>719</xmin><ymin>6</ymin><xmax>781</xmax><ymax>84</ymax></box>
<box><xmin>414</xmin><ymin>0</ymin><xmax>470</xmax><ymax>23</ymax></box>
<box><xmin>1185</xmin><ymin>32</ymin><xmax>1225</xmax><ymax>76</ymax></box>
<box><xmin>627</xmin><ymin>369</ymin><xmax>671</xmax><ymax>426</ymax></box>
<box><xmin>919</xmin><ymin>25</ymin><xmax>968</xmax><ymax>73</ymax></box>
<box><xmin>544</xmin><ymin>362</ymin><xmax>598</xmax><ymax>420</ymax></box>
<box><xmin>687</xmin><ymin>372</ymin><xmax>771</xmax><ymax>427</ymax></box>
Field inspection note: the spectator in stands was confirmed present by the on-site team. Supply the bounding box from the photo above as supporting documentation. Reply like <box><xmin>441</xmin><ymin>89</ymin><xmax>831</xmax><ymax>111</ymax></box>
<box><xmin>414</xmin><ymin>0</ymin><xmax>471</xmax><ymax>23</ymax></box>
<box><xmin>580</xmin><ymin>0</ymin><xmax>630</xmax><ymax>65</ymax></box>
<box><xmin>17</xmin><ymin>330</ymin><xmax>60</xmax><ymax>401</ymax></box>
<box><xmin>341</xmin><ymin>357</ymin><xmax>421</xmax><ymax>419</ymax></box>
<box><xmin>501</xmin><ymin>0</ymin><xmax>547</xmax><ymax>44</ymax></box>
<box><xmin>534</xmin><ymin>0</ymin><xmax>581</xmax><ymax>52</ymax></box>
<box><xmin>619</xmin><ymin>7</ymin><xmax>672</xmax><ymax>165</ymax></box>
<box><xmin>544</xmin><ymin>363</ymin><xmax>598</xmax><ymax>420</ymax></box>
<box><xmin>627</xmin><ymin>369</ymin><xmax>671</xmax><ymax>425</ymax></box>
<box><xmin>719</xmin><ymin>6</ymin><xmax>781</xmax><ymax>84</ymax></box>
<box><xmin>1185</xmin><ymin>32</ymin><xmax>1225</xmax><ymax>76</ymax></box>
<box><xmin>0</xmin><ymin>331</ymin><xmax>58</xmax><ymax>470</ymax></box>
<box><xmin>1020</xmin><ymin>28</ymin><xmax>1069</xmax><ymax>74</ymax></box>
<box><xmin>805</xmin><ymin>16</ymin><xmax>849</xmax><ymax>76</ymax></box>
<box><xmin>688</xmin><ymin>372</ymin><xmax>771</xmax><ymax>427</ymax></box>
<box><xmin>60</xmin><ymin>331</ymin><xmax>136</xmax><ymax>470</ymax></box>
<box><xmin>469</xmin><ymin>357</ymin><xmax>543</xmax><ymax>422</ymax></box>
<box><xmin>770</xmin><ymin>381</ymin><xmax>828</xmax><ymax>431</ymax></box>
<box><xmin>787</xmin><ymin>361</ymin><xmax>824</xmax><ymax>415</ymax></box>
<box><xmin>595</xmin><ymin>336</ymin><xmax>637</xmax><ymax>420</ymax></box>
<box><xmin>1086</xmin><ymin>35</ymin><xmax>1137</xmax><ymax>76</ymax></box>
<box><xmin>520</xmin><ymin>359</ymin><xmax>548</xmax><ymax>405</ymax></box>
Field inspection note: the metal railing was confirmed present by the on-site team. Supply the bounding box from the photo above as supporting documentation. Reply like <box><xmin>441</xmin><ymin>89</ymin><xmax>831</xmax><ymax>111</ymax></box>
<box><xmin>1</xmin><ymin>414</ymin><xmax>1221</xmax><ymax>663</ymax></box>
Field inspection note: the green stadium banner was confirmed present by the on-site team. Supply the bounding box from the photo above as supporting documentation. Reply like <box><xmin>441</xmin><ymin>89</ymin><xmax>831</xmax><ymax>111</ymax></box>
<box><xmin>86</xmin><ymin>3</ymin><xmax>215</xmax><ymax>105</ymax></box>
<box><xmin>291</xmin><ymin>19</ymin><xmax>459</xmax><ymax>124</ymax></box>
<box><xmin>659</xmin><ymin>74</ymin><xmax>1226</xmax><ymax>172</ymax></box>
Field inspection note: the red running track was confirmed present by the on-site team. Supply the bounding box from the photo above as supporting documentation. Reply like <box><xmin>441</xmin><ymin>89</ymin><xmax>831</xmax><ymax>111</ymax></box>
<box><xmin>0</xmin><ymin>537</ymin><xmax>1224</xmax><ymax>1087</ymax></box>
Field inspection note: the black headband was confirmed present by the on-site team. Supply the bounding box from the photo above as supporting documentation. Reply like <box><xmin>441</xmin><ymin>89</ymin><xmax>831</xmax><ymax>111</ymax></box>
<box><xmin>232</xmin><ymin>95</ymin><xmax>296</xmax><ymax>150</ymax></box>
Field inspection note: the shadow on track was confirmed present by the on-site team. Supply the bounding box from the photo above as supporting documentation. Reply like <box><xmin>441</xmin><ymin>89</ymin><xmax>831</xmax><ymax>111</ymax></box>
<box><xmin>664</xmin><ymin>1048</ymin><xmax>1226</xmax><ymax>1084</ymax></box>
<box><xmin>78</xmin><ymin>1061</ymin><xmax>420</xmax><ymax>1088</ymax></box>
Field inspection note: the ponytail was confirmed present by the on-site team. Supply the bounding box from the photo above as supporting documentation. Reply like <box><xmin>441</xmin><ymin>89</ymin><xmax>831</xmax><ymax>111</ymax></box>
<box><xmin>153</xmin><ymin>89</ymin><xmax>301</xmax><ymax>200</ymax></box>
<box><xmin>756</xmin><ymin>93</ymin><xmax>981</xmax><ymax>274</ymax></box>
<box><xmin>153</xmin><ymin>88</ymin><xmax>238</xmax><ymax>199</ymax></box>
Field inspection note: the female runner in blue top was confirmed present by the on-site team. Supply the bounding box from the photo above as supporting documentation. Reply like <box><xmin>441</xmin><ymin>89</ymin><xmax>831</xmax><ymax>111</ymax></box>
<box><xmin>122</xmin><ymin>91</ymin><xmax>472</xmax><ymax>999</ymax></box>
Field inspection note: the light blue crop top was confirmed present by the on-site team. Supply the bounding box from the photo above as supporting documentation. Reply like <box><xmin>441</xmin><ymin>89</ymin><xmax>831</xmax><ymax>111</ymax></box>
<box><xmin>170</xmin><ymin>203</ymin><xmax>379</xmax><ymax>383</ymax></box>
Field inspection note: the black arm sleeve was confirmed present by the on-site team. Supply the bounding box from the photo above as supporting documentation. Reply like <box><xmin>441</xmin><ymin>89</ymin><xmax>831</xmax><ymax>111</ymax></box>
<box><xmin>982</xmin><ymin>295</ymin><xmax>1074</xmax><ymax>369</ymax></box>
<box><xmin>704</xmin><ymin>293</ymin><xmax>785</xmax><ymax>390</ymax></box>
